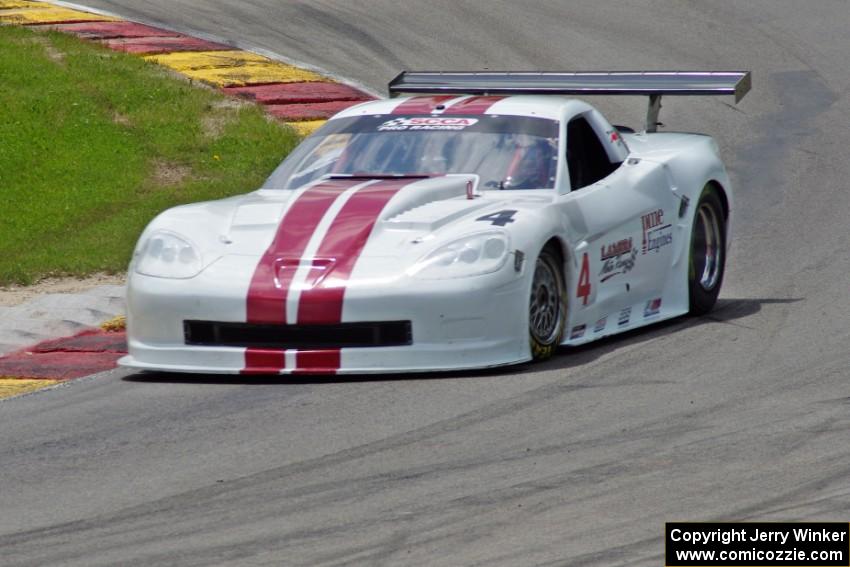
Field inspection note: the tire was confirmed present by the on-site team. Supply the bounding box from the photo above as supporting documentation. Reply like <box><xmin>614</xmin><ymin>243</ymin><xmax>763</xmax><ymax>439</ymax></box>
<box><xmin>688</xmin><ymin>185</ymin><xmax>727</xmax><ymax>315</ymax></box>
<box><xmin>529</xmin><ymin>247</ymin><xmax>567</xmax><ymax>361</ymax></box>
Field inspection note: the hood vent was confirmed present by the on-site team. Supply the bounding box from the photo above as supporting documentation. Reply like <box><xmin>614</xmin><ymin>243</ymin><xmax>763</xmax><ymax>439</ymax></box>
<box><xmin>386</xmin><ymin>200</ymin><xmax>493</xmax><ymax>231</ymax></box>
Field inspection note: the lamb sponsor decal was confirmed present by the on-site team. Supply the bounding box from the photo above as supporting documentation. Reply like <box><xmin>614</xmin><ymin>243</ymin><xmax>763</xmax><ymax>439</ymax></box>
<box><xmin>569</xmin><ymin>324</ymin><xmax>586</xmax><ymax>340</ymax></box>
<box><xmin>378</xmin><ymin>117</ymin><xmax>479</xmax><ymax>131</ymax></box>
<box><xmin>599</xmin><ymin>236</ymin><xmax>637</xmax><ymax>283</ymax></box>
<box><xmin>618</xmin><ymin>306</ymin><xmax>631</xmax><ymax>327</ymax></box>
<box><xmin>641</xmin><ymin>209</ymin><xmax>672</xmax><ymax>254</ymax></box>
<box><xmin>644</xmin><ymin>297</ymin><xmax>662</xmax><ymax>318</ymax></box>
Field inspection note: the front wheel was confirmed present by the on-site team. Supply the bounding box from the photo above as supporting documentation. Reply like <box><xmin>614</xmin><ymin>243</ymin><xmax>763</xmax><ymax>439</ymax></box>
<box><xmin>688</xmin><ymin>185</ymin><xmax>727</xmax><ymax>315</ymax></box>
<box><xmin>529</xmin><ymin>247</ymin><xmax>567</xmax><ymax>361</ymax></box>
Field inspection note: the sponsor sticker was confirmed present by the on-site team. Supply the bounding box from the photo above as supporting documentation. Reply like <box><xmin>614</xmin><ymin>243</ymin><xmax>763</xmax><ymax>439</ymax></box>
<box><xmin>593</xmin><ymin>317</ymin><xmax>607</xmax><ymax>333</ymax></box>
<box><xmin>599</xmin><ymin>237</ymin><xmax>637</xmax><ymax>283</ymax></box>
<box><xmin>606</xmin><ymin>129</ymin><xmax>628</xmax><ymax>150</ymax></box>
<box><xmin>569</xmin><ymin>325</ymin><xmax>586</xmax><ymax>340</ymax></box>
<box><xmin>644</xmin><ymin>297</ymin><xmax>662</xmax><ymax>318</ymax></box>
<box><xmin>618</xmin><ymin>307</ymin><xmax>631</xmax><ymax>327</ymax></box>
<box><xmin>378</xmin><ymin>117</ymin><xmax>479</xmax><ymax>131</ymax></box>
<box><xmin>641</xmin><ymin>209</ymin><xmax>672</xmax><ymax>254</ymax></box>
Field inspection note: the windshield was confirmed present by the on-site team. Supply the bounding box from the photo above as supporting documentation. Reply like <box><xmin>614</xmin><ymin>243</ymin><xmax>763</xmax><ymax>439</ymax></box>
<box><xmin>263</xmin><ymin>114</ymin><xmax>560</xmax><ymax>190</ymax></box>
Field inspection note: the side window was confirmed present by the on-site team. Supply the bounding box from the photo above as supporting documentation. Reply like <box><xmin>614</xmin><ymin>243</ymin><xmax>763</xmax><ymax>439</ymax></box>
<box><xmin>566</xmin><ymin>116</ymin><xmax>620</xmax><ymax>190</ymax></box>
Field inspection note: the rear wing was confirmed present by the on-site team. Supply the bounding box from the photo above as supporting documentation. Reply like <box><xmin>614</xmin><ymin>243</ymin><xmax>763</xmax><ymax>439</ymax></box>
<box><xmin>388</xmin><ymin>71</ymin><xmax>751</xmax><ymax>132</ymax></box>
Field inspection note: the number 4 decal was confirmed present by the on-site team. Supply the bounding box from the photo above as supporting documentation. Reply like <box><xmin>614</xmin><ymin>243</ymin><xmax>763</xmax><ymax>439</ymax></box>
<box><xmin>476</xmin><ymin>210</ymin><xmax>517</xmax><ymax>226</ymax></box>
<box><xmin>577</xmin><ymin>252</ymin><xmax>592</xmax><ymax>306</ymax></box>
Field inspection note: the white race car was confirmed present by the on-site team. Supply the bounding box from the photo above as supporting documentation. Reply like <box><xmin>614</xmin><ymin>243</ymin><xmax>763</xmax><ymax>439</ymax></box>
<box><xmin>120</xmin><ymin>71</ymin><xmax>750</xmax><ymax>375</ymax></box>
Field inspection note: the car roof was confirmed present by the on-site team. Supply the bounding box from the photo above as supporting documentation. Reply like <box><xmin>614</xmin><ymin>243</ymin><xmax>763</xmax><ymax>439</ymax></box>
<box><xmin>332</xmin><ymin>94</ymin><xmax>592</xmax><ymax>122</ymax></box>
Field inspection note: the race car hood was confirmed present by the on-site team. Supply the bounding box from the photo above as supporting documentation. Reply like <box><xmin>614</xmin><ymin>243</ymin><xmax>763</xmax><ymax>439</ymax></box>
<box><xmin>141</xmin><ymin>175</ymin><xmax>550</xmax><ymax>285</ymax></box>
<box><xmin>136</xmin><ymin>175</ymin><xmax>551</xmax><ymax>327</ymax></box>
<box><xmin>220</xmin><ymin>175</ymin><xmax>545</xmax><ymax>260</ymax></box>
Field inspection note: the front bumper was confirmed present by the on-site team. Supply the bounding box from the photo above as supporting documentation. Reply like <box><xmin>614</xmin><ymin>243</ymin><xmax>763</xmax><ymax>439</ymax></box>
<box><xmin>121</xmin><ymin>255</ymin><xmax>530</xmax><ymax>374</ymax></box>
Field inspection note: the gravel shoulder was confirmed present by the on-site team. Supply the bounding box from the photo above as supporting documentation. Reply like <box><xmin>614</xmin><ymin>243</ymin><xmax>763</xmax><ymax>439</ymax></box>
<box><xmin>0</xmin><ymin>273</ymin><xmax>124</xmax><ymax>307</ymax></box>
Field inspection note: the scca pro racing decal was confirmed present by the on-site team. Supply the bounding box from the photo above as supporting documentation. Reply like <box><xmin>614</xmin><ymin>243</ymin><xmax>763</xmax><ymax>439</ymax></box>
<box><xmin>378</xmin><ymin>117</ymin><xmax>479</xmax><ymax>131</ymax></box>
<box><xmin>641</xmin><ymin>209</ymin><xmax>672</xmax><ymax>254</ymax></box>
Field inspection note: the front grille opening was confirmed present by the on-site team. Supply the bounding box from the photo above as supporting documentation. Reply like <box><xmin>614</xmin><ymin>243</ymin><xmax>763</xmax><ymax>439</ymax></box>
<box><xmin>184</xmin><ymin>320</ymin><xmax>412</xmax><ymax>349</ymax></box>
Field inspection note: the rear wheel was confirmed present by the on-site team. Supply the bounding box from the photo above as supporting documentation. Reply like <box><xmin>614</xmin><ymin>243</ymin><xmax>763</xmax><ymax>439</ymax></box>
<box><xmin>688</xmin><ymin>185</ymin><xmax>727</xmax><ymax>315</ymax></box>
<box><xmin>529</xmin><ymin>247</ymin><xmax>567</xmax><ymax>361</ymax></box>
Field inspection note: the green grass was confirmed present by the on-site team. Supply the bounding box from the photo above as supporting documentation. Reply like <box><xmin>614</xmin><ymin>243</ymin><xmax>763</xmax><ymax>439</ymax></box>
<box><xmin>0</xmin><ymin>25</ymin><xmax>299</xmax><ymax>285</ymax></box>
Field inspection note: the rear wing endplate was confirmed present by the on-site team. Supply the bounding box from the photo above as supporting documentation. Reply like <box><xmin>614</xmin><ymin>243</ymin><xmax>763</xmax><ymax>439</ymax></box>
<box><xmin>388</xmin><ymin>71</ymin><xmax>751</xmax><ymax>132</ymax></box>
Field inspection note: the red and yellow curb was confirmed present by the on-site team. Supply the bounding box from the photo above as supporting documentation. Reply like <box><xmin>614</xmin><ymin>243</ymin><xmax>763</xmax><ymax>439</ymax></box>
<box><xmin>0</xmin><ymin>379</ymin><xmax>61</xmax><ymax>398</ymax></box>
<box><xmin>0</xmin><ymin>2</ymin><xmax>115</xmax><ymax>24</ymax></box>
<box><xmin>0</xmin><ymin>1</ymin><xmax>377</xmax><ymax>395</ymax></box>
<box><xmin>0</xmin><ymin>328</ymin><xmax>128</xmax><ymax>399</ymax></box>
<box><xmin>0</xmin><ymin>317</ymin><xmax>128</xmax><ymax>399</ymax></box>
<box><xmin>0</xmin><ymin>0</ymin><xmax>375</xmax><ymax>135</ymax></box>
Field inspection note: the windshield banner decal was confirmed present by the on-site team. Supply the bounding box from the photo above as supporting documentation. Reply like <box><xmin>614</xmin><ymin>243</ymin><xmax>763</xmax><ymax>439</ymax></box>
<box><xmin>378</xmin><ymin>117</ymin><xmax>479</xmax><ymax>131</ymax></box>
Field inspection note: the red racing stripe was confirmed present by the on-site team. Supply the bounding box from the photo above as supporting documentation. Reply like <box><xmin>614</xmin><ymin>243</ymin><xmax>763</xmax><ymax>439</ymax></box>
<box><xmin>292</xmin><ymin>350</ymin><xmax>340</xmax><ymax>376</ymax></box>
<box><xmin>241</xmin><ymin>349</ymin><xmax>286</xmax><ymax>376</ymax></box>
<box><xmin>295</xmin><ymin>178</ymin><xmax>410</xmax><ymax>373</ymax></box>
<box><xmin>242</xmin><ymin>179</ymin><xmax>359</xmax><ymax>374</ymax></box>
<box><xmin>440</xmin><ymin>95</ymin><xmax>505</xmax><ymax>115</ymax></box>
<box><xmin>296</xmin><ymin>179</ymin><xmax>409</xmax><ymax>325</ymax></box>
<box><xmin>391</xmin><ymin>95</ymin><xmax>455</xmax><ymax>114</ymax></box>
<box><xmin>246</xmin><ymin>179</ymin><xmax>359</xmax><ymax>325</ymax></box>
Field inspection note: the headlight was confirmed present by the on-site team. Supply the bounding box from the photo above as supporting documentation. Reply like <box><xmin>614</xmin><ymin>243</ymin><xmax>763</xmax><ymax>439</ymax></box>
<box><xmin>409</xmin><ymin>231</ymin><xmax>510</xmax><ymax>279</ymax></box>
<box><xmin>134</xmin><ymin>231</ymin><xmax>203</xmax><ymax>279</ymax></box>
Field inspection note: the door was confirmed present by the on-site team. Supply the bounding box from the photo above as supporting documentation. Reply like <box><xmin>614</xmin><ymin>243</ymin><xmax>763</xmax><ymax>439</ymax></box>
<box><xmin>559</xmin><ymin>115</ymin><xmax>677</xmax><ymax>328</ymax></box>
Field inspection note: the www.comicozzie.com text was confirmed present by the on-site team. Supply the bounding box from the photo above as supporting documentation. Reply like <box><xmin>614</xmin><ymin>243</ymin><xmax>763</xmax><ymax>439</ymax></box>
<box><xmin>670</xmin><ymin>526</ymin><xmax>847</xmax><ymax>546</ymax></box>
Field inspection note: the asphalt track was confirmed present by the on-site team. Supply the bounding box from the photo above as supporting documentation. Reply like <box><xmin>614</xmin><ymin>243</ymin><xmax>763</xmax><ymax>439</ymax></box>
<box><xmin>3</xmin><ymin>2</ymin><xmax>850</xmax><ymax>565</ymax></box>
